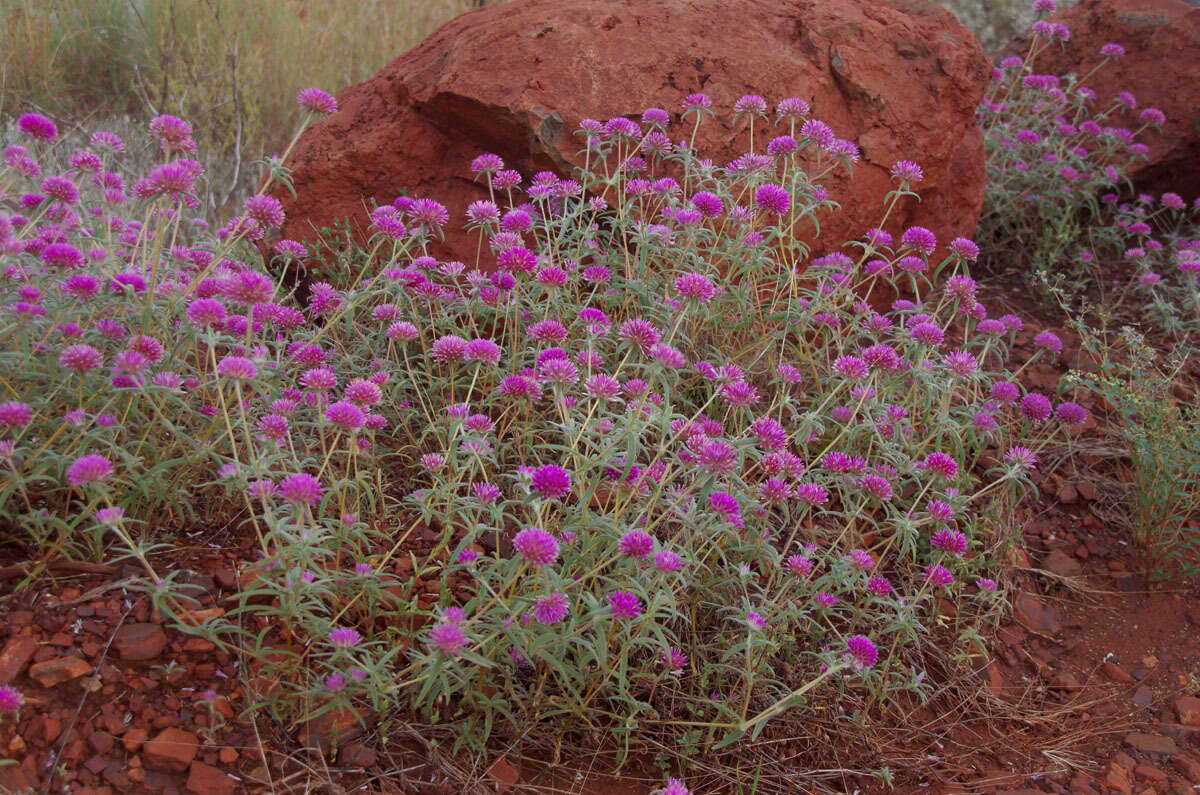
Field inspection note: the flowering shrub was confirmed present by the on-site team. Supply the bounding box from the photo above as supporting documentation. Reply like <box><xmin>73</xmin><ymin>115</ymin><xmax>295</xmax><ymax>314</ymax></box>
<box><xmin>0</xmin><ymin>88</ymin><xmax>1094</xmax><ymax>771</ymax></box>
<box><xmin>976</xmin><ymin>7</ymin><xmax>1189</xmax><ymax>297</ymax></box>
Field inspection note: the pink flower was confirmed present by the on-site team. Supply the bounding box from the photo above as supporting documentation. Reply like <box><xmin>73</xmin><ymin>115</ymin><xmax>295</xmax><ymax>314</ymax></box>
<box><xmin>608</xmin><ymin>590</ymin><xmax>643</xmax><ymax>619</ymax></box>
<box><xmin>932</xmin><ymin>529</ymin><xmax>968</xmax><ymax>556</ymax></box>
<box><xmin>926</xmin><ymin>564</ymin><xmax>955</xmax><ymax>588</ymax></box>
<box><xmin>661</xmin><ymin>647</ymin><xmax>688</xmax><ymax>674</ymax></box>
<box><xmin>59</xmin><ymin>344</ymin><xmax>103</xmax><ymax>373</ymax></box>
<box><xmin>68</xmin><ymin>454</ymin><xmax>113</xmax><ymax>487</ymax></box>
<box><xmin>618</xmin><ymin>530</ymin><xmax>654</xmax><ymax>558</ymax></box>
<box><xmin>0</xmin><ymin>685</ymin><xmax>23</xmax><ymax>712</ymax></box>
<box><xmin>530</xmin><ymin>465</ymin><xmax>571</xmax><ymax>500</ymax></box>
<box><xmin>297</xmin><ymin>87</ymin><xmax>338</xmax><ymax>114</ymax></box>
<box><xmin>279</xmin><ymin>473</ymin><xmax>323</xmax><ymax>507</ymax></box>
<box><xmin>513</xmin><ymin>527</ymin><xmax>559</xmax><ymax>566</ymax></box>
<box><xmin>845</xmin><ymin>635</ymin><xmax>878</xmax><ymax>669</ymax></box>
<box><xmin>890</xmin><ymin>160</ymin><xmax>923</xmax><ymax>182</ymax></box>
<box><xmin>923</xmin><ymin>453</ymin><xmax>959</xmax><ymax>479</ymax></box>
<box><xmin>0</xmin><ymin>402</ymin><xmax>32</xmax><ymax>427</ymax></box>
<box><xmin>532</xmin><ymin>592</ymin><xmax>570</xmax><ymax>624</ymax></box>
<box><xmin>428</xmin><ymin>622</ymin><xmax>468</xmax><ymax>657</ymax></box>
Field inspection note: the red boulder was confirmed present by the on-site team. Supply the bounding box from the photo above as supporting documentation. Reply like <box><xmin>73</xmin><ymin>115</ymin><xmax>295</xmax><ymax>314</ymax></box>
<box><xmin>275</xmin><ymin>0</ymin><xmax>990</xmax><ymax>269</ymax></box>
<box><xmin>1005</xmin><ymin>0</ymin><xmax>1200</xmax><ymax>200</ymax></box>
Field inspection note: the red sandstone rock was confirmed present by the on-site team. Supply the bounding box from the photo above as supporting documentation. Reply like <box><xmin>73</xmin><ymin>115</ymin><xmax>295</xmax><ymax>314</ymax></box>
<box><xmin>114</xmin><ymin>624</ymin><xmax>167</xmax><ymax>661</ymax></box>
<box><xmin>1004</xmin><ymin>0</ymin><xmax>1200</xmax><ymax>200</ymax></box>
<box><xmin>143</xmin><ymin>727</ymin><xmax>199</xmax><ymax>772</ymax></box>
<box><xmin>186</xmin><ymin>761</ymin><xmax>236</xmax><ymax>795</ymax></box>
<box><xmin>275</xmin><ymin>0</ymin><xmax>989</xmax><ymax>269</ymax></box>
<box><xmin>28</xmin><ymin>655</ymin><xmax>91</xmax><ymax>688</ymax></box>
<box><xmin>0</xmin><ymin>634</ymin><xmax>38</xmax><ymax>685</ymax></box>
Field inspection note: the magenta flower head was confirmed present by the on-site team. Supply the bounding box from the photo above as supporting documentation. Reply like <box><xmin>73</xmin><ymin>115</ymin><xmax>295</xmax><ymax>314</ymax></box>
<box><xmin>926</xmin><ymin>564</ymin><xmax>955</xmax><ymax>588</ymax></box>
<box><xmin>890</xmin><ymin>160</ymin><xmax>923</xmax><ymax>183</ymax></box>
<box><xmin>68</xmin><ymin>454</ymin><xmax>114</xmax><ymax>487</ymax></box>
<box><xmin>833</xmin><ymin>356</ymin><xmax>869</xmax><ymax>380</ymax></box>
<box><xmin>1033</xmin><ymin>331</ymin><xmax>1063</xmax><ymax>355</ymax></box>
<box><xmin>654</xmin><ymin>549</ymin><xmax>683</xmax><ymax>572</ymax></box>
<box><xmin>1004</xmin><ymin>446</ymin><xmax>1039</xmax><ymax>471</ymax></box>
<box><xmin>659</xmin><ymin>778</ymin><xmax>691</xmax><ymax>795</ymax></box>
<box><xmin>96</xmin><ymin>507</ymin><xmax>125</xmax><ymax>526</ymax></box>
<box><xmin>532</xmin><ymin>592</ymin><xmax>570</xmax><ymax>624</ymax></box>
<box><xmin>754</xmin><ymin>183</ymin><xmax>790</xmax><ymax>215</ymax></box>
<box><xmin>58</xmin><ymin>343</ymin><xmax>100</xmax><ymax>374</ymax></box>
<box><xmin>848</xmin><ymin>549</ymin><xmax>874</xmax><ymax>571</ymax></box>
<box><xmin>1020</xmin><ymin>393</ymin><xmax>1053</xmax><ymax>423</ymax></box>
<box><xmin>297</xmin><ymin>87</ymin><xmax>338</xmax><ymax>114</ymax></box>
<box><xmin>901</xmin><ymin>226</ymin><xmax>937</xmax><ymax>256</ymax></box>
<box><xmin>328</xmin><ymin>628</ymin><xmax>362</xmax><ymax>648</ymax></box>
<box><xmin>0</xmin><ymin>685</ymin><xmax>23</xmax><ymax>712</ymax></box>
<box><xmin>1055</xmin><ymin>401</ymin><xmax>1088</xmax><ymax>427</ymax></box>
<box><xmin>512</xmin><ymin>527</ymin><xmax>559</xmax><ymax>566</ymax></box>
<box><xmin>845</xmin><ymin>635</ymin><xmax>879</xmax><ymax>669</ymax></box>
<box><xmin>427</xmin><ymin>622</ymin><xmax>468</xmax><ymax>657</ymax></box>
<box><xmin>932</xmin><ymin>528</ymin><xmax>968</xmax><ymax>556</ymax></box>
<box><xmin>530</xmin><ymin>465</ymin><xmax>571</xmax><ymax>500</ymax></box>
<box><xmin>675</xmin><ymin>272</ymin><xmax>716</xmax><ymax>303</ymax></box>
<box><xmin>42</xmin><ymin>243</ymin><xmax>85</xmax><ymax>269</ymax></box>
<box><xmin>867</xmin><ymin>576</ymin><xmax>892</xmax><ymax>596</ymax></box>
<box><xmin>0</xmin><ymin>401</ymin><xmax>32</xmax><ymax>428</ymax></box>
<box><xmin>950</xmin><ymin>238</ymin><xmax>980</xmax><ymax>260</ymax></box>
<box><xmin>279</xmin><ymin>473</ymin><xmax>323</xmax><ymax>507</ymax></box>
<box><xmin>923</xmin><ymin>452</ymin><xmax>959</xmax><ymax>480</ymax></box>
<box><xmin>1100</xmin><ymin>42</ymin><xmax>1125</xmax><ymax>57</ymax></box>
<box><xmin>609</xmin><ymin>590</ymin><xmax>643</xmax><ymax>619</ymax></box>
<box><xmin>326</xmin><ymin>400</ymin><xmax>365</xmax><ymax>430</ymax></box>
<box><xmin>216</xmin><ymin>355</ymin><xmax>257</xmax><ymax>381</ymax></box>
<box><xmin>618</xmin><ymin>529</ymin><xmax>654</xmax><ymax>558</ymax></box>
<box><xmin>18</xmin><ymin>113</ymin><xmax>57</xmax><ymax>141</ymax></box>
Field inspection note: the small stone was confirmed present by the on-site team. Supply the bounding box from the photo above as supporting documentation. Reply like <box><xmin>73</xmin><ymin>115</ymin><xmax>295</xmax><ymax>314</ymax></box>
<box><xmin>1132</xmin><ymin>685</ymin><xmax>1154</xmax><ymax>707</ymax></box>
<box><xmin>122</xmin><ymin>728</ymin><xmax>148</xmax><ymax>752</ymax></box>
<box><xmin>181</xmin><ymin>638</ymin><xmax>215</xmax><ymax>653</ymax></box>
<box><xmin>143</xmin><ymin>727</ymin><xmax>199</xmax><ymax>772</ymax></box>
<box><xmin>1175</xmin><ymin>695</ymin><xmax>1200</xmax><ymax>726</ymax></box>
<box><xmin>340</xmin><ymin>742</ymin><xmax>378</xmax><ymax>768</ymax></box>
<box><xmin>212</xmin><ymin>565</ymin><xmax>237</xmax><ymax>590</ymax></box>
<box><xmin>218</xmin><ymin>747</ymin><xmax>239</xmax><ymax>765</ymax></box>
<box><xmin>1124</xmin><ymin>732</ymin><xmax>1179</xmax><ymax>756</ymax></box>
<box><xmin>1077</xmin><ymin>480</ymin><xmax>1099</xmax><ymax>501</ymax></box>
<box><xmin>296</xmin><ymin>705</ymin><xmax>368</xmax><ymax>753</ymax></box>
<box><xmin>186</xmin><ymin>761</ymin><xmax>235</xmax><ymax>795</ymax></box>
<box><xmin>1052</xmin><ymin>671</ymin><xmax>1083</xmax><ymax>691</ymax></box>
<box><xmin>114</xmin><ymin>624</ymin><xmax>168</xmax><ymax>661</ymax></box>
<box><xmin>486</xmin><ymin>755</ymin><xmax>520</xmax><ymax>794</ymax></box>
<box><xmin>1043</xmin><ymin>550</ymin><xmax>1082</xmax><ymax>578</ymax></box>
<box><xmin>102</xmin><ymin>761</ymin><xmax>131</xmax><ymax>790</ymax></box>
<box><xmin>1013</xmin><ymin>592</ymin><xmax>1061</xmax><ymax>635</ymax></box>
<box><xmin>0</xmin><ymin>635</ymin><xmax>38</xmax><ymax>685</ymax></box>
<box><xmin>88</xmin><ymin>731</ymin><xmax>114</xmax><ymax>754</ymax></box>
<box><xmin>28</xmin><ymin>655</ymin><xmax>92</xmax><ymax>687</ymax></box>
<box><xmin>1101</xmin><ymin>761</ymin><xmax>1132</xmax><ymax>794</ymax></box>
<box><xmin>1135</xmin><ymin>763</ymin><xmax>1167</xmax><ymax>782</ymax></box>
<box><xmin>1102</xmin><ymin>661</ymin><xmax>1133</xmax><ymax>683</ymax></box>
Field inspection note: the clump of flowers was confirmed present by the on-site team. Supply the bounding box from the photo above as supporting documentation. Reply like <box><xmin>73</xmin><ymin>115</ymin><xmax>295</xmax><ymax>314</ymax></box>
<box><xmin>0</xmin><ymin>90</ymin><xmax>1064</xmax><ymax>761</ymax></box>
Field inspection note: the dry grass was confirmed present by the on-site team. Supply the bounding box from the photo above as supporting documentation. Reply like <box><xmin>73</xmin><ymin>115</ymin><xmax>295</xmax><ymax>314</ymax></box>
<box><xmin>0</xmin><ymin>0</ymin><xmax>501</xmax><ymax>166</ymax></box>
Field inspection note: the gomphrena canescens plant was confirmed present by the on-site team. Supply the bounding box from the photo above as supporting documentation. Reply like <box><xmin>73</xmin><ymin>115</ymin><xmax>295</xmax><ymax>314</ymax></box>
<box><xmin>0</xmin><ymin>72</ymin><xmax>1108</xmax><ymax>780</ymax></box>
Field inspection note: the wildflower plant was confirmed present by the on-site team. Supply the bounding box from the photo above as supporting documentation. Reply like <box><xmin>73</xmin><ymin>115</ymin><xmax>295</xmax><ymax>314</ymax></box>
<box><xmin>0</xmin><ymin>86</ymin><xmax>1089</xmax><ymax>763</ymax></box>
<box><xmin>976</xmin><ymin>6</ymin><xmax>1184</xmax><ymax>299</ymax></box>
